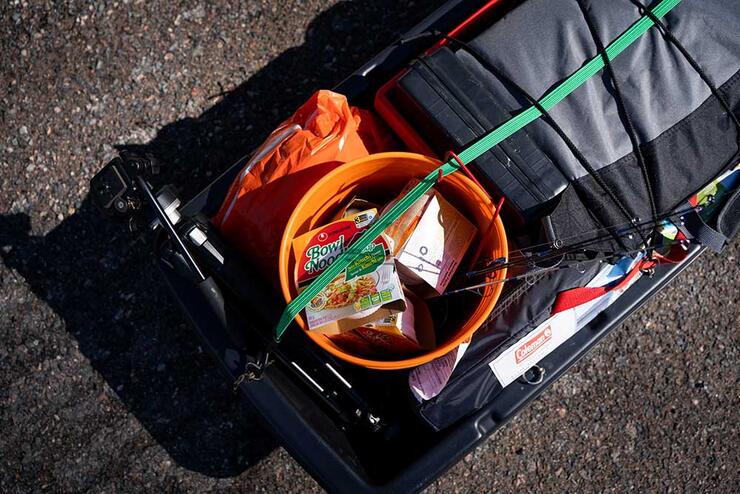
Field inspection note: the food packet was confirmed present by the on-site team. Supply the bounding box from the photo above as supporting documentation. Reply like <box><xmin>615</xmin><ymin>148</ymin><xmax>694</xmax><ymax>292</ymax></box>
<box><xmin>383</xmin><ymin>180</ymin><xmax>477</xmax><ymax>297</ymax></box>
<box><xmin>330</xmin><ymin>290</ymin><xmax>436</xmax><ymax>357</ymax></box>
<box><xmin>355</xmin><ymin>289</ymin><xmax>436</xmax><ymax>354</ymax></box>
<box><xmin>291</xmin><ymin>209</ymin><xmax>405</xmax><ymax>334</ymax></box>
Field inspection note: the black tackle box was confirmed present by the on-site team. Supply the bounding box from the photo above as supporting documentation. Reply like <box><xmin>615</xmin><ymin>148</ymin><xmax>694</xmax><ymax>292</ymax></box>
<box><xmin>395</xmin><ymin>45</ymin><xmax>569</xmax><ymax>223</ymax></box>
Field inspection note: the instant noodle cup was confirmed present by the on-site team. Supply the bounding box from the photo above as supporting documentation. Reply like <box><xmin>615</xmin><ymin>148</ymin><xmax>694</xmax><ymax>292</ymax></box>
<box><xmin>291</xmin><ymin>208</ymin><xmax>405</xmax><ymax>334</ymax></box>
<box><xmin>280</xmin><ymin>152</ymin><xmax>508</xmax><ymax>370</ymax></box>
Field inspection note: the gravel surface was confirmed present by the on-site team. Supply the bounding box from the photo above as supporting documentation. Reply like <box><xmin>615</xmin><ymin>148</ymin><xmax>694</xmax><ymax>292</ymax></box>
<box><xmin>1</xmin><ymin>1</ymin><xmax>738</xmax><ymax>492</ymax></box>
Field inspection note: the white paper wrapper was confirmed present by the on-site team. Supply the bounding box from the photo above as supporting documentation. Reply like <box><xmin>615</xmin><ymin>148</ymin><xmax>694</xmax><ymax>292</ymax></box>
<box><xmin>409</xmin><ymin>339</ymin><xmax>470</xmax><ymax>401</ymax></box>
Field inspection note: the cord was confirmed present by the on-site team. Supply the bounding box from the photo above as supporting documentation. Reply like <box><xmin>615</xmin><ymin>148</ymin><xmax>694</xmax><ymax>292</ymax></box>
<box><xmin>437</xmin><ymin>32</ymin><xmax>649</xmax><ymax>246</ymax></box>
<box><xmin>576</xmin><ymin>0</ymin><xmax>659</xmax><ymax>233</ymax></box>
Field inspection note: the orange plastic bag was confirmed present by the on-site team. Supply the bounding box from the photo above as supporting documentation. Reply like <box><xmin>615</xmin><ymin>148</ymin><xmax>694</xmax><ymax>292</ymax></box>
<box><xmin>212</xmin><ymin>90</ymin><xmax>393</xmax><ymax>288</ymax></box>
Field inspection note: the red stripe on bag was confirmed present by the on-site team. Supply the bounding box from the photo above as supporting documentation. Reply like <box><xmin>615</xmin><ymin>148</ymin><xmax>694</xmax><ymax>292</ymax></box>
<box><xmin>551</xmin><ymin>262</ymin><xmax>643</xmax><ymax>314</ymax></box>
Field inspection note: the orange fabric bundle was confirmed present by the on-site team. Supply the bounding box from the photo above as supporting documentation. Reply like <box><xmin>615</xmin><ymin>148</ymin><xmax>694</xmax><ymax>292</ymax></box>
<box><xmin>212</xmin><ymin>90</ymin><xmax>393</xmax><ymax>288</ymax></box>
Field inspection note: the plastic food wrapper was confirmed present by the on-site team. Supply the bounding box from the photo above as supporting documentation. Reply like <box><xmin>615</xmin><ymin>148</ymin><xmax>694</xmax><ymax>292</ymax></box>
<box><xmin>409</xmin><ymin>338</ymin><xmax>470</xmax><ymax>401</ymax></box>
<box><xmin>334</xmin><ymin>197</ymin><xmax>380</xmax><ymax>221</ymax></box>
<box><xmin>291</xmin><ymin>209</ymin><xmax>405</xmax><ymax>335</ymax></box>
<box><xmin>331</xmin><ymin>290</ymin><xmax>436</xmax><ymax>357</ymax></box>
<box><xmin>384</xmin><ymin>180</ymin><xmax>477</xmax><ymax>297</ymax></box>
<box><xmin>355</xmin><ymin>289</ymin><xmax>436</xmax><ymax>354</ymax></box>
<box><xmin>212</xmin><ymin>90</ymin><xmax>394</xmax><ymax>287</ymax></box>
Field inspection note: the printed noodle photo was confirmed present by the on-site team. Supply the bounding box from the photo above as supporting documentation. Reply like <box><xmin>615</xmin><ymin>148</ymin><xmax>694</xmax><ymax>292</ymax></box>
<box><xmin>315</xmin><ymin>275</ymin><xmax>378</xmax><ymax>309</ymax></box>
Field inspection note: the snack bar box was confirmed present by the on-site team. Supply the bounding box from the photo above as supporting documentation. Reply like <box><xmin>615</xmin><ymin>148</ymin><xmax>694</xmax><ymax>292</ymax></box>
<box><xmin>152</xmin><ymin>1</ymin><xmax>707</xmax><ymax>492</ymax></box>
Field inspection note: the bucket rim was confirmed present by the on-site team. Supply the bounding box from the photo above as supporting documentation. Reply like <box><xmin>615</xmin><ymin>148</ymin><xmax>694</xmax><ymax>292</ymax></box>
<box><xmin>278</xmin><ymin>151</ymin><xmax>508</xmax><ymax>370</ymax></box>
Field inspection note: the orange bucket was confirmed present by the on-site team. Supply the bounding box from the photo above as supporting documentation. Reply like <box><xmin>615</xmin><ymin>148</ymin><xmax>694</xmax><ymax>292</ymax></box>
<box><xmin>279</xmin><ymin>152</ymin><xmax>507</xmax><ymax>370</ymax></box>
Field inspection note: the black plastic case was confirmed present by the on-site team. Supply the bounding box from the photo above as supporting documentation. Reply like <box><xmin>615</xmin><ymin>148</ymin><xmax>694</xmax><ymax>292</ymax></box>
<box><xmin>396</xmin><ymin>46</ymin><xmax>568</xmax><ymax>223</ymax></box>
<box><xmin>157</xmin><ymin>1</ymin><xmax>705</xmax><ymax>491</ymax></box>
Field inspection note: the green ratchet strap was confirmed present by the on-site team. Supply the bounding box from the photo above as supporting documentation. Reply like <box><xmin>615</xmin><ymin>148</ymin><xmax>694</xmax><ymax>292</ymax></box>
<box><xmin>275</xmin><ymin>0</ymin><xmax>682</xmax><ymax>340</ymax></box>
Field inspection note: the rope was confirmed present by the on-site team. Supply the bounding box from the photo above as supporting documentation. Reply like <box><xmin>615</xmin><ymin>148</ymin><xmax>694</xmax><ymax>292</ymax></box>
<box><xmin>625</xmin><ymin>0</ymin><xmax>740</xmax><ymax>139</ymax></box>
<box><xmin>576</xmin><ymin>0</ymin><xmax>659</xmax><ymax>232</ymax></box>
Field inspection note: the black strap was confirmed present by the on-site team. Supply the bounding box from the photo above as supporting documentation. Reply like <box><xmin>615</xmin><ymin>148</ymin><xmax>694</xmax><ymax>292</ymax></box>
<box><xmin>717</xmin><ymin>184</ymin><xmax>740</xmax><ymax>241</ymax></box>
<box><xmin>679</xmin><ymin>202</ymin><xmax>727</xmax><ymax>252</ymax></box>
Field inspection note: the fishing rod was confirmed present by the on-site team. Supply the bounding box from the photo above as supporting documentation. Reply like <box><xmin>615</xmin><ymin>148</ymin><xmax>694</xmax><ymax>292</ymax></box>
<box><xmin>467</xmin><ymin>228</ymin><xmax>676</xmax><ymax>280</ymax></box>
<box><xmin>467</xmin><ymin>223</ymin><xmax>659</xmax><ymax>278</ymax></box>
<box><xmin>444</xmin><ymin>240</ymin><xmax>686</xmax><ymax>296</ymax></box>
<box><xmin>495</xmin><ymin>182</ymin><xmax>723</xmax><ymax>267</ymax></box>
<box><xmin>502</xmin><ymin>205</ymin><xmax>695</xmax><ymax>259</ymax></box>
<box><xmin>468</xmin><ymin>202</ymin><xmax>702</xmax><ymax>276</ymax></box>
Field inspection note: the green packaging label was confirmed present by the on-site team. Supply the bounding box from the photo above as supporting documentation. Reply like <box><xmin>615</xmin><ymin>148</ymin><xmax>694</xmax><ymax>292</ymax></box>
<box><xmin>345</xmin><ymin>242</ymin><xmax>386</xmax><ymax>280</ymax></box>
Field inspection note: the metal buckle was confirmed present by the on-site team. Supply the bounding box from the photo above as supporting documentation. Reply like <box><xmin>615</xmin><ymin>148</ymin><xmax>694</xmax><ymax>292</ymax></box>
<box><xmin>232</xmin><ymin>352</ymin><xmax>271</xmax><ymax>392</ymax></box>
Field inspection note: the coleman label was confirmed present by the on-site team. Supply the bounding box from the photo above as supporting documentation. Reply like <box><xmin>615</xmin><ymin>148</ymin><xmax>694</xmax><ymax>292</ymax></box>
<box><xmin>489</xmin><ymin>311</ymin><xmax>577</xmax><ymax>388</ymax></box>
<box><xmin>515</xmin><ymin>325</ymin><xmax>553</xmax><ymax>364</ymax></box>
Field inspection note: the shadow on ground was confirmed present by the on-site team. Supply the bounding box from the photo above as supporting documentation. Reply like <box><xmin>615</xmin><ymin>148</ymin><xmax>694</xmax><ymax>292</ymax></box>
<box><xmin>0</xmin><ymin>0</ymin><xmax>436</xmax><ymax>478</ymax></box>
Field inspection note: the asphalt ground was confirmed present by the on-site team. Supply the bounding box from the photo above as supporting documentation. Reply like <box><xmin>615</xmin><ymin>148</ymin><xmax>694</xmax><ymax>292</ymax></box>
<box><xmin>1</xmin><ymin>1</ymin><xmax>738</xmax><ymax>492</ymax></box>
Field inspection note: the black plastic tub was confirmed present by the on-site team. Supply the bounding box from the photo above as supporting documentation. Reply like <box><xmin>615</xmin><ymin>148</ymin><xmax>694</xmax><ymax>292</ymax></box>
<box><xmin>154</xmin><ymin>1</ymin><xmax>705</xmax><ymax>491</ymax></box>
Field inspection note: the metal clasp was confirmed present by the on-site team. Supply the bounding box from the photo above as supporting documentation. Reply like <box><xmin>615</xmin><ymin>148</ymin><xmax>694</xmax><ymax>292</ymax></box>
<box><xmin>232</xmin><ymin>352</ymin><xmax>271</xmax><ymax>392</ymax></box>
<box><xmin>522</xmin><ymin>364</ymin><xmax>546</xmax><ymax>385</ymax></box>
